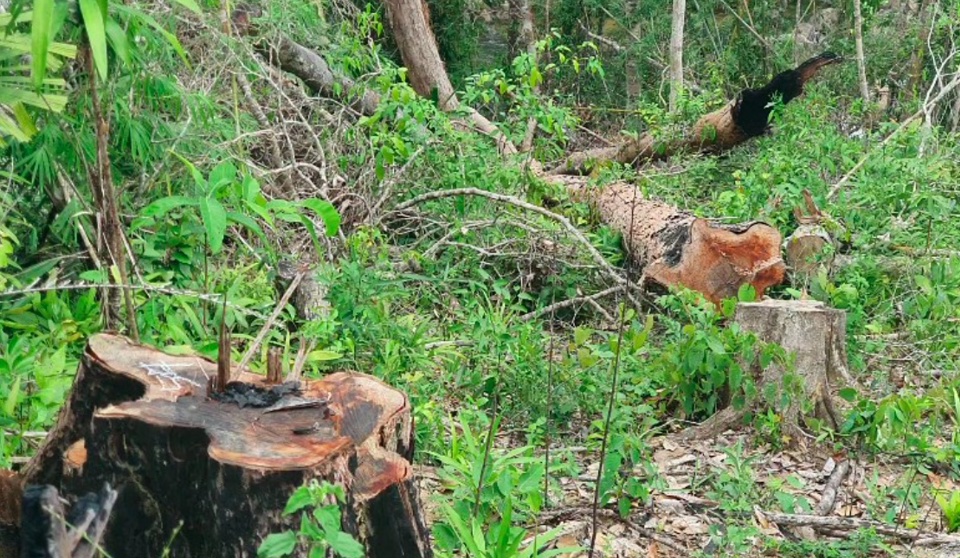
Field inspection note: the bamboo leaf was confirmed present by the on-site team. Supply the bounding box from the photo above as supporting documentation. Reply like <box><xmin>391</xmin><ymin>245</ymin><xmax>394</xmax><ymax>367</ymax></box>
<box><xmin>29</xmin><ymin>0</ymin><xmax>54</xmax><ymax>89</ymax></box>
<box><xmin>105</xmin><ymin>17</ymin><xmax>131</xmax><ymax>66</ymax></box>
<box><xmin>79</xmin><ymin>0</ymin><xmax>109</xmax><ymax>81</ymax></box>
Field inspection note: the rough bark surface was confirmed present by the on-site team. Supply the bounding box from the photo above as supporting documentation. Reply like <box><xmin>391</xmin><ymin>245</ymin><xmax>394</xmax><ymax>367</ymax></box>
<box><xmin>552</xmin><ymin>53</ymin><xmax>841</xmax><ymax>174</ymax></box>
<box><xmin>680</xmin><ymin>300</ymin><xmax>849</xmax><ymax>443</ymax></box>
<box><xmin>382</xmin><ymin>0</ymin><xmax>517</xmax><ymax>154</ymax></box>
<box><xmin>569</xmin><ymin>180</ymin><xmax>785</xmax><ymax>304</ymax></box>
<box><xmin>21</xmin><ymin>334</ymin><xmax>432</xmax><ymax>558</ymax></box>
<box><xmin>668</xmin><ymin>0</ymin><xmax>686</xmax><ymax>112</ymax></box>
<box><xmin>258</xmin><ymin>35</ymin><xmax>382</xmax><ymax>116</ymax></box>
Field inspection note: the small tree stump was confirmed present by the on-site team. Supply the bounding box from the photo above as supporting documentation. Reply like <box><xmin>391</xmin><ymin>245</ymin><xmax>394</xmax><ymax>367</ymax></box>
<box><xmin>679</xmin><ymin>299</ymin><xmax>849</xmax><ymax>445</ymax></box>
<box><xmin>22</xmin><ymin>334</ymin><xmax>433</xmax><ymax>558</ymax></box>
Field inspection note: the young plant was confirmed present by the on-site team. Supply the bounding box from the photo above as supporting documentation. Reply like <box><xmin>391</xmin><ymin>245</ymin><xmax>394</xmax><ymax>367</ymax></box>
<box><xmin>258</xmin><ymin>480</ymin><xmax>364</xmax><ymax>558</ymax></box>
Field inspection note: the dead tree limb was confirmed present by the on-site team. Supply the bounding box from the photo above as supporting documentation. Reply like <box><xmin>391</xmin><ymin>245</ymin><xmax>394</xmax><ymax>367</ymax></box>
<box><xmin>816</xmin><ymin>460</ymin><xmax>852</xmax><ymax>516</ymax></box>
<box><xmin>551</xmin><ymin>52</ymin><xmax>842</xmax><ymax>175</ymax></box>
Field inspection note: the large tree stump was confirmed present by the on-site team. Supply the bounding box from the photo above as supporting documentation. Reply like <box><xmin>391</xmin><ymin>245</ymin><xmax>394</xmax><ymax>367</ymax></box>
<box><xmin>21</xmin><ymin>334</ymin><xmax>433</xmax><ymax>558</ymax></box>
<box><xmin>679</xmin><ymin>299</ymin><xmax>849</xmax><ymax>445</ymax></box>
<box><xmin>569</xmin><ymin>179</ymin><xmax>786</xmax><ymax>304</ymax></box>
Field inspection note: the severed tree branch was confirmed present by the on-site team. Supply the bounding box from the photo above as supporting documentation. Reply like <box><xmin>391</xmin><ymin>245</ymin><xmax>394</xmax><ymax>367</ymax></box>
<box><xmin>391</xmin><ymin>188</ymin><xmax>632</xmax><ymax>292</ymax></box>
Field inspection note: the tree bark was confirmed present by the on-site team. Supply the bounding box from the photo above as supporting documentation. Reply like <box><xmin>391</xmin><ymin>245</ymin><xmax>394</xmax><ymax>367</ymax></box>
<box><xmin>20</xmin><ymin>334</ymin><xmax>433</xmax><ymax>558</ymax></box>
<box><xmin>551</xmin><ymin>52</ymin><xmax>841</xmax><ymax>175</ymax></box>
<box><xmin>381</xmin><ymin>0</ymin><xmax>518</xmax><ymax>155</ymax></box>
<box><xmin>679</xmin><ymin>300</ymin><xmax>849</xmax><ymax>445</ymax></box>
<box><xmin>669</xmin><ymin>0</ymin><xmax>687</xmax><ymax>113</ymax></box>
<box><xmin>853</xmin><ymin>0</ymin><xmax>870</xmax><ymax>103</ymax></box>
<box><xmin>566</xmin><ymin>179</ymin><xmax>786</xmax><ymax>304</ymax></box>
<box><xmin>257</xmin><ymin>35</ymin><xmax>382</xmax><ymax>116</ymax></box>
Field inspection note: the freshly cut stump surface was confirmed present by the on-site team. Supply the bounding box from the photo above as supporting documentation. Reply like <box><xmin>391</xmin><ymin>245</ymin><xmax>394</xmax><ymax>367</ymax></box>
<box><xmin>22</xmin><ymin>333</ymin><xmax>433</xmax><ymax>558</ymax></box>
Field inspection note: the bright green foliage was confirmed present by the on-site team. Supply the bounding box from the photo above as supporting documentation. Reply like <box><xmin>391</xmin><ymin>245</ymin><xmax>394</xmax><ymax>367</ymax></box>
<box><xmin>430</xmin><ymin>410</ymin><xmax>579</xmax><ymax>558</ymax></box>
<box><xmin>258</xmin><ymin>480</ymin><xmax>364</xmax><ymax>558</ymax></box>
<box><xmin>938</xmin><ymin>489</ymin><xmax>960</xmax><ymax>533</ymax></box>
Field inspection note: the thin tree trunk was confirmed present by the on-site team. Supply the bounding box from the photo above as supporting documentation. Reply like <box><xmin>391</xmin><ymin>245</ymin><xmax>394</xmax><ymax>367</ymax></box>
<box><xmin>85</xmin><ymin>49</ymin><xmax>139</xmax><ymax>342</ymax></box>
<box><xmin>669</xmin><ymin>0</ymin><xmax>686</xmax><ymax>112</ymax></box>
<box><xmin>853</xmin><ymin>0</ymin><xmax>870</xmax><ymax>103</ymax></box>
<box><xmin>512</xmin><ymin>0</ymin><xmax>540</xmax><ymax>152</ymax></box>
<box><xmin>905</xmin><ymin>0</ymin><xmax>934</xmax><ymax>105</ymax></box>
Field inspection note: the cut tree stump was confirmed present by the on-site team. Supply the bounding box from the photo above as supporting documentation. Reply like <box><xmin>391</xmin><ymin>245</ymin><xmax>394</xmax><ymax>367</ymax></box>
<box><xmin>566</xmin><ymin>178</ymin><xmax>786</xmax><ymax>304</ymax></box>
<box><xmin>21</xmin><ymin>333</ymin><xmax>433</xmax><ymax>558</ymax></box>
<box><xmin>678</xmin><ymin>299</ymin><xmax>849</xmax><ymax>445</ymax></box>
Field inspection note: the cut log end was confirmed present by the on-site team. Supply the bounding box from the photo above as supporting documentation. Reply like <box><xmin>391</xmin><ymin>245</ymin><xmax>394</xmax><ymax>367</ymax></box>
<box><xmin>584</xmin><ymin>180</ymin><xmax>785</xmax><ymax>304</ymax></box>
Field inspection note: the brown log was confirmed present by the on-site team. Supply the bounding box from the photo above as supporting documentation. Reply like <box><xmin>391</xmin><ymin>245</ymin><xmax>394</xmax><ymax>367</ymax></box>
<box><xmin>0</xmin><ymin>470</ymin><xmax>19</xmax><ymax>558</ymax></box>
<box><xmin>22</xmin><ymin>334</ymin><xmax>433</xmax><ymax>558</ymax></box>
<box><xmin>567</xmin><ymin>179</ymin><xmax>785</xmax><ymax>304</ymax></box>
<box><xmin>552</xmin><ymin>52</ymin><xmax>842</xmax><ymax>174</ymax></box>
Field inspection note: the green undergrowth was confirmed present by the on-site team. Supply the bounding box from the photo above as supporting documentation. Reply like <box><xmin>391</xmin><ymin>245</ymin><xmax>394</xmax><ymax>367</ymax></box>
<box><xmin>2</xmin><ymin>1</ymin><xmax>960</xmax><ymax>557</ymax></box>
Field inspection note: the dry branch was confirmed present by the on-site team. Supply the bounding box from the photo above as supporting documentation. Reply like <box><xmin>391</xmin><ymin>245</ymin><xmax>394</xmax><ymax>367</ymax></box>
<box><xmin>256</xmin><ymin>35</ymin><xmax>382</xmax><ymax>116</ymax></box>
<box><xmin>759</xmin><ymin>510</ymin><xmax>960</xmax><ymax>547</ymax></box>
<box><xmin>816</xmin><ymin>460</ymin><xmax>851</xmax><ymax>516</ymax></box>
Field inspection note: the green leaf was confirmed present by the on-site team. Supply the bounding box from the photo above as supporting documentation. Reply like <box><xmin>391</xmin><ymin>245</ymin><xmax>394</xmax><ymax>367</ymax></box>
<box><xmin>30</xmin><ymin>0</ymin><xmax>54</xmax><ymax>89</ymax></box>
<box><xmin>79</xmin><ymin>0</ymin><xmax>109</xmax><ymax>81</ymax></box>
<box><xmin>839</xmin><ymin>387</ymin><xmax>858</xmax><ymax>402</ymax></box>
<box><xmin>169</xmin><ymin>0</ymin><xmax>202</xmax><ymax>14</ymax></box>
<box><xmin>326</xmin><ymin>531</ymin><xmax>364</xmax><ymax>558</ymax></box>
<box><xmin>257</xmin><ymin>531</ymin><xmax>297</xmax><ymax>558</ymax></box>
<box><xmin>307</xmin><ymin>350</ymin><xmax>342</xmax><ymax>362</ymax></box>
<box><xmin>282</xmin><ymin>486</ymin><xmax>313</xmax><ymax>515</ymax></box>
<box><xmin>208</xmin><ymin>161</ymin><xmax>237</xmax><ymax>190</ymax></box>
<box><xmin>299</xmin><ymin>198</ymin><xmax>341</xmax><ymax>237</ymax></box>
<box><xmin>226</xmin><ymin>211</ymin><xmax>266</xmax><ymax>241</ymax></box>
<box><xmin>3</xmin><ymin>375</ymin><xmax>21</xmax><ymax>416</ymax></box>
<box><xmin>170</xmin><ymin>151</ymin><xmax>207</xmax><ymax>193</ymax></box>
<box><xmin>200</xmin><ymin>197</ymin><xmax>227</xmax><ymax>254</ymax></box>
<box><xmin>141</xmin><ymin>195</ymin><xmax>198</xmax><ymax>218</ymax></box>
<box><xmin>104</xmin><ymin>17</ymin><xmax>131</xmax><ymax>66</ymax></box>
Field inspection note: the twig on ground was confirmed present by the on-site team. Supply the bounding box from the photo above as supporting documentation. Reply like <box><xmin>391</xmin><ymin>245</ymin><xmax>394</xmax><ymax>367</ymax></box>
<box><xmin>520</xmin><ymin>285</ymin><xmax>624</xmax><ymax>322</ymax></box>
<box><xmin>538</xmin><ymin>506</ymin><xmax>686</xmax><ymax>552</ymax></box>
<box><xmin>816</xmin><ymin>460</ymin><xmax>851</xmax><ymax>516</ymax></box>
<box><xmin>758</xmin><ymin>510</ymin><xmax>960</xmax><ymax>547</ymax></box>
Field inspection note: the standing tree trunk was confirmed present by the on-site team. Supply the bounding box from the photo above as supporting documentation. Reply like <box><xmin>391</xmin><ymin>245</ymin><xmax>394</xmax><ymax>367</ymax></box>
<box><xmin>669</xmin><ymin>0</ymin><xmax>687</xmax><ymax>113</ymax></box>
<box><xmin>852</xmin><ymin>0</ymin><xmax>870</xmax><ymax>103</ymax></box>
<box><xmin>84</xmin><ymin>49</ymin><xmax>138</xmax><ymax>342</ymax></box>
<box><xmin>382</xmin><ymin>0</ymin><xmax>518</xmax><ymax>154</ymax></box>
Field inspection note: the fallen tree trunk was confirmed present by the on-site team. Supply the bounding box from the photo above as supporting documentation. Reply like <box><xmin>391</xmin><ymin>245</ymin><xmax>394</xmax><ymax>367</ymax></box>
<box><xmin>566</xmin><ymin>178</ymin><xmax>786</xmax><ymax>304</ymax></box>
<box><xmin>551</xmin><ymin>52</ymin><xmax>842</xmax><ymax>174</ymax></box>
<box><xmin>20</xmin><ymin>334</ymin><xmax>432</xmax><ymax>558</ymax></box>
